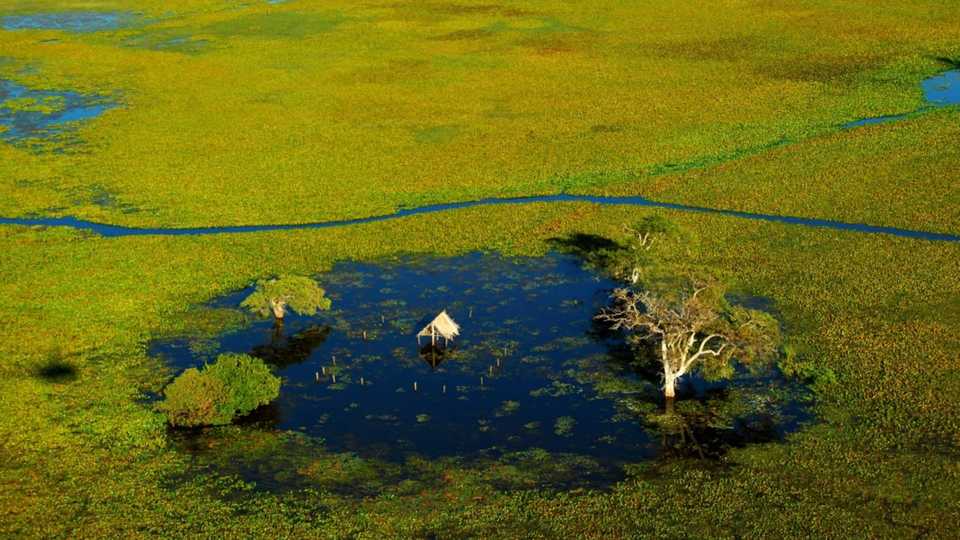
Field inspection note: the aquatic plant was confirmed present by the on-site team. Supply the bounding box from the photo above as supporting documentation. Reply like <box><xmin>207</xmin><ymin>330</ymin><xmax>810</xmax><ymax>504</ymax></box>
<box><xmin>157</xmin><ymin>353</ymin><xmax>280</xmax><ymax>427</ymax></box>
<box><xmin>553</xmin><ymin>416</ymin><xmax>576</xmax><ymax>436</ymax></box>
<box><xmin>241</xmin><ymin>275</ymin><xmax>331</xmax><ymax>324</ymax></box>
<box><xmin>494</xmin><ymin>400</ymin><xmax>521</xmax><ymax>416</ymax></box>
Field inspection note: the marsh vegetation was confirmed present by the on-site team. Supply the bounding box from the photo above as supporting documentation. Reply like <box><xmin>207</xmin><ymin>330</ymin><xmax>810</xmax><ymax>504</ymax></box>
<box><xmin>2</xmin><ymin>0</ymin><xmax>959</xmax><ymax>537</ymax></box>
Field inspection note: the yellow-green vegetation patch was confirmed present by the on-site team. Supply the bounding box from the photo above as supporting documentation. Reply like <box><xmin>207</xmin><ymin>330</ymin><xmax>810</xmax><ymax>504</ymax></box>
<box><xmin>0</xmin><ymin>0</ymin><xmax>958</xmax><ymax>227</ymax></box>
<box><xmin>1</xmin><ymin>94</ymin><xmax>64</xmax><ymax>113</ymax></box>
<box><xmin>625</xmin><ymin>108</ymin><xmax>960</xmax><ymax>234</ymax></box>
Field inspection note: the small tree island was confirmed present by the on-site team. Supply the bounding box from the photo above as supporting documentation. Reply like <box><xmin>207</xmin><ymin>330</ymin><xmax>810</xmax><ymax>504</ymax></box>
<box><xmin>157</xmin><ymin>353</ymin><xmax>281</xmax><ymax>427</ymax></box>
<box><xmin>241</xmin><ymin>275</ymin><xmax>332</xmax><ymax>325</ymax></box>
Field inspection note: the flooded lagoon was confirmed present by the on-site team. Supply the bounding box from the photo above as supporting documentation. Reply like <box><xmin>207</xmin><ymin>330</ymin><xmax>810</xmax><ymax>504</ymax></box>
<box><xmin>0</xmin><ymin>80</ymin><xmax>114</xmax><ymax>149</ymax></box>
<box><xmin>152</xmin><ymin>253</ymin><xmax>811</xmax><ymax>489</ymax></box>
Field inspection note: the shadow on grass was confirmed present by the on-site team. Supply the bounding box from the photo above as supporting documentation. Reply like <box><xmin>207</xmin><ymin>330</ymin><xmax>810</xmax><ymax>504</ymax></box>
<box><xmin>934</xmin><ymin>56</ymin><xmax>960</xmax><ymax>68</ymax></box>
<box><xmin>547</xmin><ymin>233</ymin><xmax>624</xmax><ymax>269</ymax></box>
<box><xmin>33</xmin><ymin>357</ymin><xmax>78</xmax><ymax>383</ymax></box>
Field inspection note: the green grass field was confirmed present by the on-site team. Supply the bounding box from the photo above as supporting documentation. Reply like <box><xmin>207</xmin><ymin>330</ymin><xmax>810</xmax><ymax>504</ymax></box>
<box><xmin>1</xmin><ymin>1</ymin><xmax>959</xmax><ymax>538</ymax></box>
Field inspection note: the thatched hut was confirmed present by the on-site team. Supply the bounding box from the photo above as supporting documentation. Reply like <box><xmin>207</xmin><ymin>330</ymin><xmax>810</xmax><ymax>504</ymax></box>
<box><xmin>416</xmin><ymin>310</ymin><xmax>460</xmax><ymax>347</ymax></box>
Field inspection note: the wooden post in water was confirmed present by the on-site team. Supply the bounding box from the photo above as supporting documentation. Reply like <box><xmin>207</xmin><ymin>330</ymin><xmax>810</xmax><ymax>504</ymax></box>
<box><xmin>413</xmin><ymin>381</ymin><xmax>418</xmax><ymax>392</ymax></box>
<box><xmin>332</xmin><ymin>373</ymin><xmax>336</xmax><ymax>383</ymax></box>
<box><xmin>442</xmin><ymin>384</ymin><xmax>446</xmax><ymax>394</ymax></box>
<box><xmin>480</xmin><ymin>376</ymin><xmax>484</xmax><ymax>386</ymax></box>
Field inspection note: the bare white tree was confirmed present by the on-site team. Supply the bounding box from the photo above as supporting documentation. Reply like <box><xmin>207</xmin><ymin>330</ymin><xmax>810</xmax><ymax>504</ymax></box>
<box><xmin>597</xmin><ymin>283</ymin><xmax>778</xmax><ymax>400</ymax></box>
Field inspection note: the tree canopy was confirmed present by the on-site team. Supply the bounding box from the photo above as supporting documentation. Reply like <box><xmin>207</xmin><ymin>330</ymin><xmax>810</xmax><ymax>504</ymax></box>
<box><xmin>241</xmin><ymin>275</ymin><xmax>331</xmax><ymax>321</ymax></box>
<box><xmin>594</xmin><ymin>219</ymin><xmax>779</xmax><ymax>401</ymax></box>
<box><xmin>157</xmin><ymin>353</ymin><xmax>281</xmax><ymax>427</ymax></box>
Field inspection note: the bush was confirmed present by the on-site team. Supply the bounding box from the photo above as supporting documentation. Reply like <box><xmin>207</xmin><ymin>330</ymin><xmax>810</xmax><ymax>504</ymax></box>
<box><xmin>204</xmin><ymin>353</ymin><xmax>282</xmax><ymax>416</ymax></box>
<box><xmin>158</xmin><ymin>354</ymin><xmax>281</xmax><ymax>427</ymax></box>
<box><xmin>157</xmin><ymin>368</ymin><xmax>231</xmax><ymax>427</ymax></box>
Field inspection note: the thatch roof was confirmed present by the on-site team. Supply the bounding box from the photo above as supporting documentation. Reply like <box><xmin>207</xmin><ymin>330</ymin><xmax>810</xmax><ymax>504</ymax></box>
<box><xmin>416</xmin><ymin>310</ymin><xmax>460</xmax><ymax>341</ymax></box>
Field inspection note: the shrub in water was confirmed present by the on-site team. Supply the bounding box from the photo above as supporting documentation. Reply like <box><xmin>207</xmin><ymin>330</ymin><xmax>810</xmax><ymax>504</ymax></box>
<box><xmin>204</xmin><ymin>353</ymin><xmax>281</xmax><ymax>417</ymax></box>
<box><xmin>159</xmin><ymin>353</ymin><xmax>280</xmax><ymax>427</ymax></box>
<box><xmin>157</xmin><ymin>368</ymin><xmax>231</xmax><ymax>427</ymax></box>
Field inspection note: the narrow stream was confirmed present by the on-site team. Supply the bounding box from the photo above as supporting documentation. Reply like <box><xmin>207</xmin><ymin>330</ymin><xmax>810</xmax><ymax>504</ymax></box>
<box><xmin>1</xmin><ymin>69</ymin><xmax>957</xmax><ymax>242</ymax></box>
<box><xmin>2</xmin><ymin>194</ymin><xmax>958</xmax><ymax>241</ymax></box>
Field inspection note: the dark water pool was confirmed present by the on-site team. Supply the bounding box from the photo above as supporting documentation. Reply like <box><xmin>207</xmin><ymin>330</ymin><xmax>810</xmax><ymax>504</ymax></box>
<box><xmin>151</xmin><ymin>253</ymin><xmax>810</xmax><ymax>487</ymax></box>
<box><xmin>0</xmin><ymin>80</ymin><xmax>114</xmax><ymax>149</ymax></box>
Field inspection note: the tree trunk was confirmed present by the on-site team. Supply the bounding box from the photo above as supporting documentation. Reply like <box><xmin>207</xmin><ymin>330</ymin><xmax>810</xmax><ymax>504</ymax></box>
<box><xmin>270</xmin><ymin>299</ymin><xmax>286</xmax><ymax>320</ymax></box>
<box><xmin>663</xmin><ymin>373</ymin><xmax>677</xmax><ymax>399</ymax></box>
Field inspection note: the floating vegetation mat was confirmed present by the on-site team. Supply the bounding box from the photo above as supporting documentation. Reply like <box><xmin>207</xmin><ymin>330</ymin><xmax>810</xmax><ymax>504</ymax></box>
<box><xmin>152</xmin><ymin>253</ymin><xmax>813</xmax><ymax>491</ymax></box>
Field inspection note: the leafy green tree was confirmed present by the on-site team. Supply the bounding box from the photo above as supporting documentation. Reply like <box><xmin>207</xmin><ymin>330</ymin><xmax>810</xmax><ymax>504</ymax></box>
<box><xmin>205</xmin><ymin>353</ymin><xmax>281</xmax><ymax>415</ymax></box>
<box><xmin>158</xmin><ymin>353</ymin><xmax>281</xmax><ymax>427</ymax></box>
<box><xmin>241</xmin><ymin>275</ymin><xmax>331</xmax><ymax>324</ymax></box>
<box><xmin>157</xmin><ymin>367</ymin><xmax>231</xmax><ymax>427</ymax></box>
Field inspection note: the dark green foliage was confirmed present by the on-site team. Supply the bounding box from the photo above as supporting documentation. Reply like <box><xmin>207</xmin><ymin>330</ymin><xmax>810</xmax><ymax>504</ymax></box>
<box><xmin>778</xmin><ymin>343</ymin><xmax>839</xmax><ymax>389</ymax></box>
<box><xmin>158</xmin><ymin>354</ymin><xmax>280</xmax><ymax>427</ymax></box>
<box><xmin>157</xmin><ymin>368</ymin><xmax>231</xmax><ymax>427</ymax></box>
<box><xmin>204</xmin><ymin>353</ymin><xmax>281</xmax><ymax>417</ymax></box>
<box><xmin>241</xmin><ymin>275</ymin><xmax>331</xmax><ymax>321</ymax></box>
